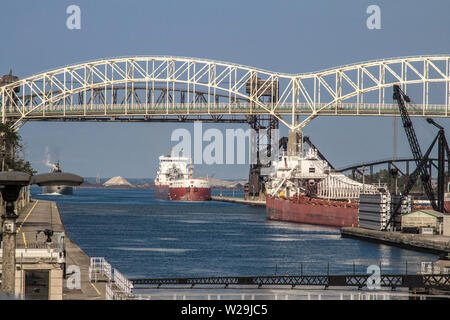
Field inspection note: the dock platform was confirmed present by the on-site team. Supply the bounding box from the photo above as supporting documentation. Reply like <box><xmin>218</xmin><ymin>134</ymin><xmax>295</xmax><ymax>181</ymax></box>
<box><xmin>341</xmin><ymin>227</ymin><xmax>450</xmax><ymax>255</ymax></box>
<box><xmin>9</xmin><ymin>199</ymin><xmax>106</xmax><ymax>300</ymax></box>
<box><xmin>211</xmin><ymin>196</ymin><xmax>265</xmax><ymax>207</ymax></box>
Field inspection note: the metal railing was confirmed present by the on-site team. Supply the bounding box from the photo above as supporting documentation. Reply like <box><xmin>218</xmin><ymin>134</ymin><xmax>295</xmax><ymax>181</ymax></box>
<box><xmin>4</xmin><ymin>102</ymin><xmax>449</xmax><ymax>116</ymax></box>
<box><xmin>130</xmin><ymin>291</ymin><xmax>450</xmax><ymax>300</ymax></box>
<box><xmin>98</xmin><ymin>258</ymin><xmax>450</xmax><ymax>299</ymax></box>
<box><xmin>15</xmin><ymin>242</ymin><xmax>59</xmax><ymax>249</ymax></box>
<box><xmin>89</xmin><ymin>257</ymin><xmax>112</xmax><ymax>282</ymax></box>
<box><xmin>130</xmin><ymin>273</ymin><xmax>450</xmax><ymax>291</ymax></box>
<box><xmin>113</xmin><ymin>268</ymin><xmax>134</xmax><ymax>295</ymax></box>
<box><xmin>89</xmin><ymin>257</ymin><xmax>134</xmax><ymax>300</ymax></box>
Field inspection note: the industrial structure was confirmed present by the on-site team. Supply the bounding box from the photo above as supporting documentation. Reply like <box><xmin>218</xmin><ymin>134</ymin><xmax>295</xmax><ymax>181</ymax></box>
<box><xmin>401</xmin><ymin>209</ymin><xmax>450</xmax><ymax>235</ymax></box>
<box><xmin>0</xmin><ymin>55</ymin><xmax>450</xmax><ymax>299</ymax></box>
<box><xmin>0</xmin><ymin>55</ymin><xmax>449</xmax><ymax>208</ymax></box>
<box><xmin>381</xmin><ymin>85</ymin><xmax>450</xmax><ymax>230</ymax></box>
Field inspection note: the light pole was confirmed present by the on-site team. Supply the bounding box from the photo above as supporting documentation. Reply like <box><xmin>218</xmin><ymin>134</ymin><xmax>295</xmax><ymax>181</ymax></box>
<box><xmin>0</xmin><ymin>171</ymin><xmax>31</xmax><ymax>296</ymax></box>
<box><xmin>0</xmin><ymin>171</ymin><xmax>83</xmax><ymax>297</ymax></box>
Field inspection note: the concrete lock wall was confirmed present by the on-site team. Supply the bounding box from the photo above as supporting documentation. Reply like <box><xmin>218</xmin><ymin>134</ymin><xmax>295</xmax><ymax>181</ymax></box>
<box><xmin>49</xmin><ymin>269</ymin><xmax>63</xmax><ymax>300</ymax></box>
<box><xmin>14</xmin><ymin>269</ymin><xmax>24</xmax><ymax>299</ymax></box>
<box><xmin>14</xmin><ymin>267</ymin><xmax>63</xmax><ymax>300</ymax></box>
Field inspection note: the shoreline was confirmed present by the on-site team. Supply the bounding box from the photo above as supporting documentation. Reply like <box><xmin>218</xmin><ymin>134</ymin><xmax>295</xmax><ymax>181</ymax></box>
<box><xmin>341</xmin><ymin>227</ymin><xmax>450</xmax><ymax>257</ymax></box>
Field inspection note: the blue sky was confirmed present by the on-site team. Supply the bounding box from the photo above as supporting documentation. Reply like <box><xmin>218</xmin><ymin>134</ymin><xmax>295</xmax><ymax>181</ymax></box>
<box><xmin>1</xmin><ymin>0</ymin><xmax>449</xmax><ymax>179</ymax></box>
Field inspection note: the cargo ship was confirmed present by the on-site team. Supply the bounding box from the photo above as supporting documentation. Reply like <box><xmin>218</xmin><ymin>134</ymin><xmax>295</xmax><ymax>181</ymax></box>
<box><xmin>42</xmin><ymin>161</ymin><xmax>73</xmax><ymax>195</ymax></box>
<box><xmin>265</xmin><ymin>131</ymin><xmax>380</xmax><ymax>228</ymax></box>
<box><xmin>154</xmin><ymin>154</ymin><xmax>211</xmax><ymax>201</ymax></box>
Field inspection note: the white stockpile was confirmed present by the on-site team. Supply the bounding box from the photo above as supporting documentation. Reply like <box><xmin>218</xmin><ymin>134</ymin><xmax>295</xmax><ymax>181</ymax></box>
<box><xmin>103</xmin><ymin>176</ymin><xmax>134</xmax><ymax>187</ymax></box>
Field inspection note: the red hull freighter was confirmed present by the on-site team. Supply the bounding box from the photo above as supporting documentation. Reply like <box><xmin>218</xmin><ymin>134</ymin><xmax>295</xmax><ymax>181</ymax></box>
<box><xmin>266</xmin><ymin>195</ymin><xmax>359</xmax><ymax>228</ymax></box>
<box><xmin>169</xmin><ymin>179</ymin><xmax>211</xmax><ymax>201</ymax></box>
<box><xmin>154</xmin><ymin>154</ymin><xmax>211</xmax><ymax>201</ymax></box>
<box><xmin>264</xmin><ymin>131</ymin><xmax>381</xmax><ymax>228</ymax></box>
<box><xmin>154</xmin><ymin>184</ymin><xmax>170</xmax><ymax>200</ymax></box>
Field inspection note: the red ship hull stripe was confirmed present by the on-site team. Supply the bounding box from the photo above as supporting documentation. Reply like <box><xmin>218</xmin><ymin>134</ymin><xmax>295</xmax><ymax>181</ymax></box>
<box><xmin>266</xmin><ymin>196</ymin><xmax>358</xmax><ymax>228</ymax></box>
<box><xmin>169</xmin><ymin>187</ymin><xmax>211</xmax><ymax>201</ymax></box>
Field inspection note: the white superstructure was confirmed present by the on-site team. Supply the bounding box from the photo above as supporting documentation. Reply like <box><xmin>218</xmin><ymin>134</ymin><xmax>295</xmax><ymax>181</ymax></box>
<box><xmin>266</xmin><ymin>148</ymin><xmax>379</xmax><ymax>200</ymax></box>
<box><xmin>154</xmin><ymin>155</ymin><xmax>191</xmax><ymax>186</ymax></box>
<box><xmin>170</xmin><ymin>179</ymin><xmax>210</xmax><ymax>189</ymax></box>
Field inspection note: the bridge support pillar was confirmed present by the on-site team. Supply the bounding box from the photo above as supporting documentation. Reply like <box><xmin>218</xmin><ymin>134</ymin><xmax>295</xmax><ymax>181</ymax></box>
<box><xmin>287</xmin><ymin>129</ymin><xmax>302</xmax><ymax>156</ymax></box>
<box><xmin>245</xmin><ymin>115</ymin><xmax>278</xmax><ymax>200</ymax></box>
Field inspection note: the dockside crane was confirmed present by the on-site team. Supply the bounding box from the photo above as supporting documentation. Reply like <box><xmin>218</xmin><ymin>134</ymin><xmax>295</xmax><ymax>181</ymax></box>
<box><xmin>393</xmin><ymin>85</ymin><xmax>437</xmax><ymax>209</ymax></box>
<box><xmin>426</xmin><ymin>118</ymin><xmax>450</xmax><ymax>213</ymax></box>
<box><xmin>384</xmin><ymin>85</ymin><xmax>449</xmax><ymax>230</ymax></box>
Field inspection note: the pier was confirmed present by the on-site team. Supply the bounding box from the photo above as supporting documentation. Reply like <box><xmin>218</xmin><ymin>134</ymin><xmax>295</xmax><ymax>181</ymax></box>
<box><xmin>0</xmin><ymin>199</ymin><xmax>106</xmax><ymax>299</ymax></box>
<box><xmin>341</xmin><ymin>227</ymin><xmax>450</xmax><ymax>257</ymax></box>
<box><xmin>211</xmin><ymin>196</ymin><xmax>265</xmax><ymax>207</ymax></box>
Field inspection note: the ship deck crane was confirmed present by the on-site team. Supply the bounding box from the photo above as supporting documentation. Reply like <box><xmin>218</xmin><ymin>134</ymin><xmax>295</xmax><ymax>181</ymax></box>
<box><xmin>384</xmin><ymin>85</ymin><xmax>449</xmax><ymax>230</ymax></box>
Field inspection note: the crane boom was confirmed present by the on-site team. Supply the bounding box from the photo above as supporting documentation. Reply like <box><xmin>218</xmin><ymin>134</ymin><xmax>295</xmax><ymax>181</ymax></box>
<box><xmin>384</xmin><ymin>85</ymin><xmax>439</xmax><ymax>230</ymax></box>
<box><xmin>392</xmin><ymin>84</ymin><xmax>437</xmax><ymax>210</ymax></box>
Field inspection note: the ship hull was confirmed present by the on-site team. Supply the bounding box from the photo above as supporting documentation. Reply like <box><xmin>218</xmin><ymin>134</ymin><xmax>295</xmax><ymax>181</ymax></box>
<box><xmin>42</xmin><ymin>185</ymin><xmax>73</xmax><ymax>195</ymax></box>
<box><xmin>169</xmin><ymin>187</ymin><xmax>211</xmax><ymax>201</ymax></box>
<box><xmin>154</xmin><ymin>185</ymin><xmax>170</xmax><ymax>200</ymax></box>
<box><xmin>168</xmin><ymin>179</ymin><xmax>211</xmax><ymax>201</ymax></box>
<box><xmin>266</xmin><ymin>196</ymin><xmax>358</xmax><ymax>228</ymax></box>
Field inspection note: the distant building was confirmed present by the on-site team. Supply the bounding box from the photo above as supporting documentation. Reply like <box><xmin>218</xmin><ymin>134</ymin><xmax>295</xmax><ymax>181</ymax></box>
<box><xmin>401</xmin><ymin>209</ymin><xmax>450</xmax><ymax>236</ymax></box>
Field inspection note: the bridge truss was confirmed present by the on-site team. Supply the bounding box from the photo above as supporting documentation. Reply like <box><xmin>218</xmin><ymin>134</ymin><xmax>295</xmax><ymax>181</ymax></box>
<box><xmin>1</xmin><ymin>55</ymin><xmax>450</xmax><ymax>131</ymax></box>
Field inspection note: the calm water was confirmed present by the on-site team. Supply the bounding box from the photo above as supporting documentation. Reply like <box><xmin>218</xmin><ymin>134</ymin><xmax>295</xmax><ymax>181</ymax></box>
<box><xmin>31</xmin><ymin>187</ymin><xmax>436</xmax><ymax>278</ymax></box>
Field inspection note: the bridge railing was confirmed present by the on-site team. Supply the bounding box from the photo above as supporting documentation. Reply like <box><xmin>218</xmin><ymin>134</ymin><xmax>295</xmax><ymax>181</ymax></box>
<box><xmin>3</xmin><ymin>102</ymin><xmax>448</xmax><ymax>117</ymax></box>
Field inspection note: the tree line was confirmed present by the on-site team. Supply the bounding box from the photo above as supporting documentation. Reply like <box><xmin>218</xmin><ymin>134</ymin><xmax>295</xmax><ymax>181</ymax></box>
<box><xmin>0</xmin><ymin>121</ymin><xmax>35</xmax><ymax>174</ymax></box>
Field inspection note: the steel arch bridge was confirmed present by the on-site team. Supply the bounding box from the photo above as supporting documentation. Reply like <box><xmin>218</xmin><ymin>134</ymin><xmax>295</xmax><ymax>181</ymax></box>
<box><xmin>1</xmin><ymin>55</ymin><xmax>450</xmax><ymax>131</ymax></box>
